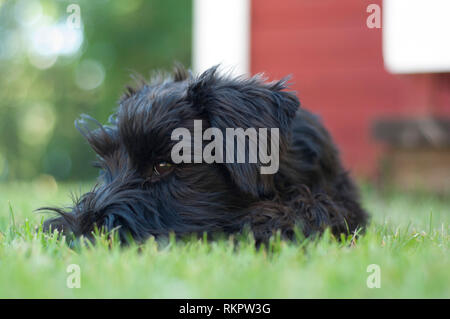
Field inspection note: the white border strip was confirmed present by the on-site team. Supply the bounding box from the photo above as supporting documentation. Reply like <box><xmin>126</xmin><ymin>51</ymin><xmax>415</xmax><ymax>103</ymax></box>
<box><xmin>193</xmin><ymin>0</ymin><xmax>250</xmax><ymax>76</ymax></box>
<box><xmin>383</xmin><ymin>0</ymin><xmax>450</xmax><ymax>74</ymax></box>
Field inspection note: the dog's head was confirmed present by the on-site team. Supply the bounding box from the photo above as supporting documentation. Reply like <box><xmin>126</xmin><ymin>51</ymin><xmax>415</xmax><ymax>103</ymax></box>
<box><xmin>42</xmin><ymin>65</ymin><xmax>299</xmax><ymax>242</ymax></box>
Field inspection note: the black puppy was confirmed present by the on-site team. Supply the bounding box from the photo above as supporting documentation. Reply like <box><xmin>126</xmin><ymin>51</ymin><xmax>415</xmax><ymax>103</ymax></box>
<box><xmin>42</xmin><ymin>65</ymin><xmax>368</xmax><ymax>244</ymax></box>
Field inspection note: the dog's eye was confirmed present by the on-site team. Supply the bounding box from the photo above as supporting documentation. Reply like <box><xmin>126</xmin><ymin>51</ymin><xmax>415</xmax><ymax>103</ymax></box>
<box><xmin>153</xmin><ymin>162</ymin><xmax>174</xmax><ymax>177</ymax></box>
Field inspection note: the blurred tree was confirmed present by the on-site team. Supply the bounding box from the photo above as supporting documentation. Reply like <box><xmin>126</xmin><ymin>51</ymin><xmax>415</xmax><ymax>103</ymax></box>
<box><xmin>0</xmin><ymin>0</ymin><xmax>192</xmax><ymax>181</ymax></box>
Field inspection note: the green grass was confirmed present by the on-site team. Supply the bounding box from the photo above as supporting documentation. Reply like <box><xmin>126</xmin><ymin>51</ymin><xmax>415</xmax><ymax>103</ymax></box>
<box><xmin>0</xmin><ymin>182</ymin><xmax>448</xmax><ymax>298</ymax></box>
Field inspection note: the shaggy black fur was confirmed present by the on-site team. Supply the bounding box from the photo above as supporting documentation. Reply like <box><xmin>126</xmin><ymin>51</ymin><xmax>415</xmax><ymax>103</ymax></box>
<box><xmin>41</xmin><ymin>65</ymin><xmax>368</xmax><ymax>244</ymax></box>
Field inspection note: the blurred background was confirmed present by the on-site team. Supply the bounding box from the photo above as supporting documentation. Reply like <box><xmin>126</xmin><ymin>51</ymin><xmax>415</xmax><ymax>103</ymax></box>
<box><xmin>0</xmin><ymin>0</ymin><xmax>449</xmax><ymax>193</ymax></box>
<box><xmin>0</xmin><ymin>0</ymin><xmax>191</xmax><ymax>183</ymax></box>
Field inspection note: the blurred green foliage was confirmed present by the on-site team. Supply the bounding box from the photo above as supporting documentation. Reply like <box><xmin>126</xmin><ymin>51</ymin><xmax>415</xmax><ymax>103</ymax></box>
<box><xmin>0</xmin><ymin>0</ymin><xmax>192</xmax><ymax>181</ymax></box>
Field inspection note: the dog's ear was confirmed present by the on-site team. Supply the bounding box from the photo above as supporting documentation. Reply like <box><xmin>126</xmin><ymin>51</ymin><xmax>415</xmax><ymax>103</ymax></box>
<box><xmin>187</xmin><ymin>66</ymin><xmax>300</xmax><ymax>198</ymax></box>
<box><xmin>75</xmin><ymin>114</ymin><xmax>119</xmax><ymax>159</ymax></box>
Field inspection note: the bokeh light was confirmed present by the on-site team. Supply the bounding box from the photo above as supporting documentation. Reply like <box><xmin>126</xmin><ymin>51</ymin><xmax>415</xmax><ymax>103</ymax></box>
<box><xmin>75</xmin><ymin>59</ymin><xmax>105</xmax><ymax>90</ymax></box>
<box><xmin>19</xmin><ymin>102</ymin><xmax>56</xmax><ymax>146</ymax></box>
<box><xmin>14</xmin><ymin>0</ymin><xmax>43</xmax><ymax>27</ymax></box>
<box><xmin>30</xmin><ymin>23</ymin><xmax>83</xmax><ymax>57</ymax></box>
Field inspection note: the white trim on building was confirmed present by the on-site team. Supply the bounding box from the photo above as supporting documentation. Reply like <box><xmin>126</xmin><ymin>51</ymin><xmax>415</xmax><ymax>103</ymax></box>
<box><xmin>383</xmin><ymin>0</ymin><xmax>450</xmax><ymax>73</ymax></box>
<box><xmin>193</xmin><ymin>0</ymin><xmax>250</xmax><ymax>76</ymax></box>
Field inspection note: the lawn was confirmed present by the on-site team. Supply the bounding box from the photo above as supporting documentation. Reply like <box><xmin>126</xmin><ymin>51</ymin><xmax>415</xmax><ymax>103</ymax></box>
<box><xmin>0</xmin><ymin>181</ymin><xmax>448</xmax><ymax>298</ymax></box>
